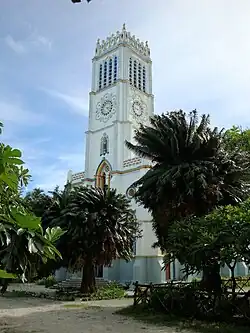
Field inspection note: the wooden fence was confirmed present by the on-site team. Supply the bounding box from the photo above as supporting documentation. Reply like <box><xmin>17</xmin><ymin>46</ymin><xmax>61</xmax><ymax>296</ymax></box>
<box><xmin>133</xmin><ymin>278</ymin><xmax>250</xmax><ymax>323</ymax></box>
<box><xmin>133</xmin><ymin>280</ymin><xmax>191</xmax><ymax>306</ymax></box>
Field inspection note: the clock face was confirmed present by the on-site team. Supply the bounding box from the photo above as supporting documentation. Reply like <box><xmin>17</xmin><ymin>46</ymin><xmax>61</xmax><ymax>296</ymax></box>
<box><xmin>132</xmin><ymin>101</ymin><xmax>143</xmax><ymax>117</ymax></box>
<box><xmin>96</xmin><ymin>93</ymin><xmax>117</xmax><ymax>122</ymax></box>
<box><xmin>130</xmin><ymin>89</ymin><xmax>148</xmax><ymax>123</ymax></box>
<box><xmin>101</xmin><ymin>100</ymin><xmax>113</xmax><ymax>115</ymax></box>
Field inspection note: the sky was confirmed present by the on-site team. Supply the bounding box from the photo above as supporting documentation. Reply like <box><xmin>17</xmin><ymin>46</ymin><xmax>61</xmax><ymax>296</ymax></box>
<box><xmin>1</xmin><ymin>0</ymin><xmax>250</xmax><ymax>192</ymax></box>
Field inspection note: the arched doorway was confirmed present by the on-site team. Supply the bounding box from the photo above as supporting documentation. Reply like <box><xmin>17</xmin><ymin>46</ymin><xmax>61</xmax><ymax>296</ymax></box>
<box><xmin>95</xmin><ymin>159</ymin><xmax>112</xmax><ymax>190</ymax></box>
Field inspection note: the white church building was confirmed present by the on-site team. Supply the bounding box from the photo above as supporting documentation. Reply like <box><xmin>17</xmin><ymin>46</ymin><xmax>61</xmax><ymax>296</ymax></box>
<box><xmin>63</xmin><ymin>24</ymin><xmax>248</xmax><ymax>284</ymax></box>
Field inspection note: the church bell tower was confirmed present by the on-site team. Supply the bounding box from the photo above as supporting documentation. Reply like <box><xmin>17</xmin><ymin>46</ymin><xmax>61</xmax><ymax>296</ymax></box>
<box><xmin>67</xmin><ymin>24</ymin><xmax>167</xmax><ymax>284</ymax></box>
<box><xmin>83</xmin><ymin>24</ymin><xmax>154</xmax><ymax>187</ymax></box>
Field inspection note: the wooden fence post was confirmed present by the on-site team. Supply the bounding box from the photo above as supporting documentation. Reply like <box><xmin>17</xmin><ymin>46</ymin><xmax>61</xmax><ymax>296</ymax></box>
<box><xmin>133</xmin><ymin>281</ymin><xmax>139</xmax><ymax>306</ymax></box>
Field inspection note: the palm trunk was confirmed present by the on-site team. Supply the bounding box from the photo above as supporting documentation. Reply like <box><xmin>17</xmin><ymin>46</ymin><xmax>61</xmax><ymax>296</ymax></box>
<box><xmin>80</xmin><ymin>259</ymin><xmax>96</xmax><ymax>294</ymax></box>
<box><xmin>0</xmin><ymin>279</ymin><xmax>9</xmax><ymax>294</ymax></box>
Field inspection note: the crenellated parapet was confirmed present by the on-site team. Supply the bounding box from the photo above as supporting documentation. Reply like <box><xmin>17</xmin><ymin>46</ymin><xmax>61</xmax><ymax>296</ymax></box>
<box><xmin>94</xmin><ymin>23</ymin><xmax>150</xmax><ymax>59</ymax></box>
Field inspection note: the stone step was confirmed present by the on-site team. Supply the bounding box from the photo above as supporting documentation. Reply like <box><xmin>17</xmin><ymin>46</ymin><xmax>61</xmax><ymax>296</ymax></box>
<box><xmin>54</xmin><ymin>278</ymin><xmax>110</xmax><ymax>290</ymax></box>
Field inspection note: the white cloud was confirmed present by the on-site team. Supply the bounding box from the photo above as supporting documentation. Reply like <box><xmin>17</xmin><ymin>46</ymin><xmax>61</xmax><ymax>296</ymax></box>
<box><xmin>28</xmin><ymin>150</ymin><xmax>85</xmax><ymax>191</ymax></box>
<box><xmin>4</xmin><ymin>35</ymin><xmax>26</xmax><ymax>54</ymax></box>
<box><xmin>4</xmin><ymin>31</ymin><xmax>52</xmax><ymax>55</ymax></box>
<box><xmin>59</xmin><ymin>152</ymin><xmax>85</xmax><ymax>168</ymax></box>
<box><xmin>31</xmin><ymin>165</ymin><xmax>67</xmax><ymax>191</ymax></box>
<box><xmin>32</xmin><ymin>34</ymin><xmax>52</xmax><ymax>49</ymax></box>
<box><xmin>134</xmin><ymin>0</ymin><xmax>250</xmax><ymax>125</ymax></box>
<box><xmin>33</xmin><ymin>165</ymin><xmax>68</xmax><ymax>191</ymax></box>
<box><xmin>0</xmin><ymin>100</ymin><xmax>45</xmax><ymax>125</ymax></box>
<box><xmin>40</xmin><ymin>88</ymin><xmax>89</xmax><ymax>116</ymax></box>
<box><xmin>31</xmin><ymin>153</ymin><xmax>85</xmax><ymax>191</ymax></box>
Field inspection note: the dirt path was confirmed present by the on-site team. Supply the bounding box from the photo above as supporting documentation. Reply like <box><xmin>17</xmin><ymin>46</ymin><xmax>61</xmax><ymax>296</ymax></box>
<box><xmin>0</xmin><ymin>297</ymin><xmax>179</xmax><ymax>333</ymax></box>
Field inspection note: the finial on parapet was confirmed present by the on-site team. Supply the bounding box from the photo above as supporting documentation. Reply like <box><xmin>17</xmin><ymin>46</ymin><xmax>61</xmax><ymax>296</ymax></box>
<box><xmin>95</xmin><ymin>38</ymin><xmax>100</xmax><ymax>54</ymax></box>
<box><xmin>122</xmin><ymin>23</ymin><xmax>126</xmax><ymax>31</ymax></box>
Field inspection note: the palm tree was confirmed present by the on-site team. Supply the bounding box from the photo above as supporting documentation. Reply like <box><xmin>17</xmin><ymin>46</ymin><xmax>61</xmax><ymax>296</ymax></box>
<box><xmin>45</xmin><ymin>185</ymin><xmax>139</xmax><ymax>294</ymax></box>
<box><xmin>23</xmin><ymin>188</ymin><xmax>52</xmax><ymax>218</ymax></box>
<box><xmin>125</xmin><ymin>110</ymin><xmax>250</xmax><ymax>251</ymax></box>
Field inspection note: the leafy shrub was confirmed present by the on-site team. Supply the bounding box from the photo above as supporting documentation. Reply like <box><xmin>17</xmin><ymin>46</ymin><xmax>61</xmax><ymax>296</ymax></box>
<box><xmin>44</xmin><ymin>275</ymin><xmax>57</xmax><ymax>288</ymax></box>
<box><xmin>36</xmin><ymin>275</ymin><xmax>57</xmax><ymax>288</ymax></box>
<box><xmin>82</xmin><ymin>282</ymin><xmax>125</xmax><ymax>300</ymax></box>
<box><xmin>36</xmin><ymin>278</ymin><xmax>46</xmax><ymax>285</ymax></box>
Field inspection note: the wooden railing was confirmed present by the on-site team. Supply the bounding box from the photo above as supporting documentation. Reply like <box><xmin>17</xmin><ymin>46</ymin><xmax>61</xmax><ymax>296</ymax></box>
<box><xmin>133</xmin><ymin>280</ymin><xmax>191</xmax><ymax>306</ymax></box>
<box><xmin>133</xmin><ymin>279</ymin><xmax>250</xmax><ymax>323</ymax></box>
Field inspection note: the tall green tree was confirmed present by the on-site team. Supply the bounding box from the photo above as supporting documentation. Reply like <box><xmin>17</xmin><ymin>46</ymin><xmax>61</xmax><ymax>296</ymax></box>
<box><xmin>223</xmin><ymin>125</ymin><xmax>250</xmax><ymax>153</ymax></box>
<box><xmin>125</xmin><ymin>110</ymin><xmax>250</xmax><ymax>252</ymax></box>
<box><xmin>164</xmin><ymin>198</ymin><xmax>250</xmax><ymax>293</ymax></box>
<box><xmin>23</xmin><ymin>188</ymin><xmax>53</xmax><ymax>218</ymax></box>
<box><xmin>0</xmin><ymin>123</ymin><xmax>64</xmax><ymax>290</ymax></box>
<box><xmin>44</xmin><ymin>185</ymin><xmax>140</xmax><ymax>293</ymax></box>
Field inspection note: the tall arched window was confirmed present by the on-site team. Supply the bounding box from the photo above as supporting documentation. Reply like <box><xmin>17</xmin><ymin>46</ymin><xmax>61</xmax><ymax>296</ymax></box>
<box><xmin>100</xmin><ymin>133</ymin><xmax>109</xmax><ymax>156</ymax></box>
<box><xmin>108</xmin><ymin>58</ymin><xmax>112</xmax><ymax>85</ymax></box>
<box><xmin>129</xmin><ymin>57</ymin><xmax>133</xmax><ymax>84</ymax></box>
<box><xmin>133</xmin><ymin>60</ymin><xmax>137</xmax><ymax>87</ymax></box>
<box><xmin>103</xmin><ymin>61</ymin><xmax>107</xmax><ymax>87</ymax></box>
<box><xmin>99</xmin><ymin>64</ymin><xmax>102</xmax><ymax>90</ymax></box>
<box><xmin>114</xmin><ymin>56</ymin><xmax>118</xmax><ymax>83</ymax></box>
<box><xmin>132</xmin><ymin>238</ymin><xmax>136</xmax><ymax>255</ymax></box>
<box><xmin>143</xmin><ymin>66</ymin><xmax>146</xmax><ymax>92</ymax></box>
<box><xmin>138</xmin><ymin>63</ymin><xmax>142</xmax><ymax>90</ymax></box>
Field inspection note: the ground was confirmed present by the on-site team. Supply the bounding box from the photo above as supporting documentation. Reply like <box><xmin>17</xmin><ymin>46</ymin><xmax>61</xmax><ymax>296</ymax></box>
<box><xmin>0</xmin><ymin>284</ymin><xmax>180</xmax><ymax>333</ymax></box>
<box><xmin>0</xmin><ymin>297</ymin><xmax>178</xmax><ymax>333</ymax></box>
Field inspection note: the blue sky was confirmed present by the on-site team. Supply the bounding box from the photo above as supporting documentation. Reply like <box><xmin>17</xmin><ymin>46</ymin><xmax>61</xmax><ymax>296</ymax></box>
<box><xmin>1</xmin><ymin>0</ymin><xmax>250</xmax><ymax>191</ymax></box>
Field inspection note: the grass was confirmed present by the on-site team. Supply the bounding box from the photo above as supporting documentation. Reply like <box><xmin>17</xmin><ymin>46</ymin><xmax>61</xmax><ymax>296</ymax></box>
<box><xmin>116</xmin><ymin>305</ymin><xmax>250</xmax><ymax>333</ymax></box>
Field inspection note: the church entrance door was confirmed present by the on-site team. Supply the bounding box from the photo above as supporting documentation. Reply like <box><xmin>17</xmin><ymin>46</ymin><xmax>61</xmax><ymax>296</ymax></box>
<box><xmin>165</xmin><ymin>263</ymin><xmax>171</xmax><ymax>280</ymax></box>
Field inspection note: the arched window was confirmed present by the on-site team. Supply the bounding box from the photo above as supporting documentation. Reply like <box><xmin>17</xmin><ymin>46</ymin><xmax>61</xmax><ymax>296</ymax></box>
<box><xmin>133</xmin><ymin>60</ymin><xmax>137</xmax><ymax>87</ymax></box>
<box><xmin>108</xmin><ymin>58</ymin><xmax>112</xmax><ymax>85</ymax></box>
<box><xmin>143</xmin><ymin>66</ymin><xmax>146</xmax><ymax>92</ymax></box>
<box><xmin>114</xmin><ymin>56</ymin><xmax>118</xmax><ymax>83</ymax></box>
<box><xmin>100</xmin><ymin>133</ymin><xmax>109</xmax><ymax>156</ymax></box>
<box><xmin>129</xmin><ymin>57</ymin><xmax>133</xmax><ymax>84</ymax></box>
<box><xmin>132</xmin><ymin>238</ymin><xmax>136</xmax><ymax>255</ymax></box>
<box><xmin>99</xmin><ymin>64</ymin><xmax>102</xmax><ymax>90</ymax></box>
<box><xmin>138</xmin><ymin>63</ymin><xmax>142</xmax><ymax>91</ymax></box>
<box><xmin>103</xmin><ymin>61</ymin><xmax>107</xmax><ymax>87</ymax></box>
